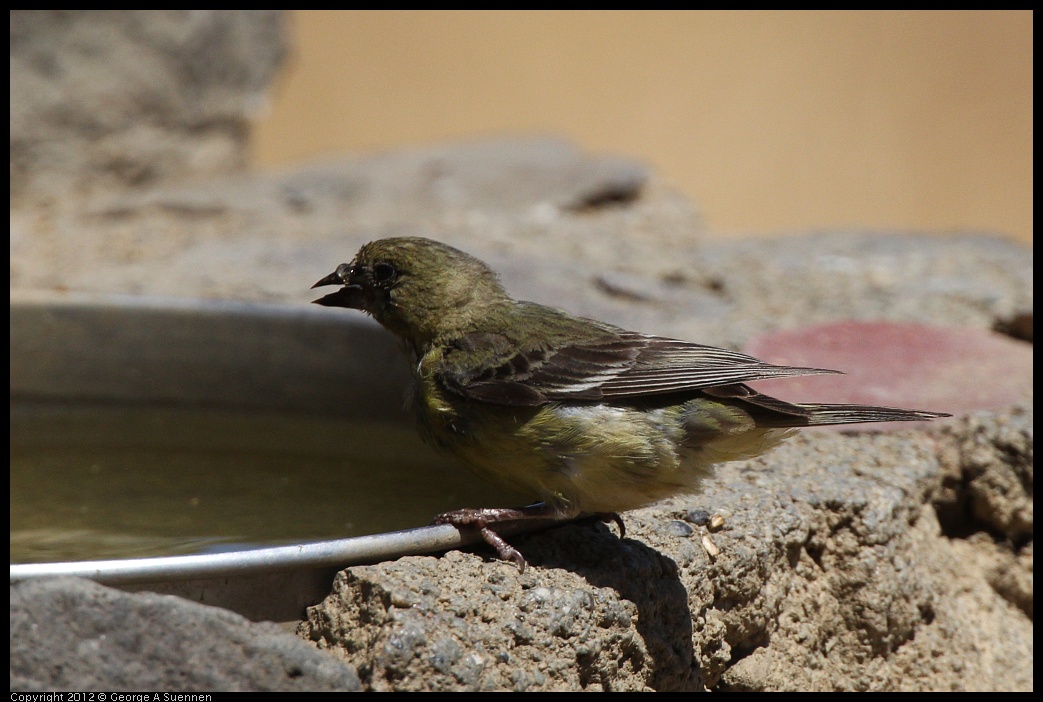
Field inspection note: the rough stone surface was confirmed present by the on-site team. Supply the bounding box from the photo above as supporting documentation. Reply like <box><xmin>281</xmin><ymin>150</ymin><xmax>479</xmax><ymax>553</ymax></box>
<box><xmin>686</xmin><ymin>409</ymin><xmax>1034</xmax><ymax>692</ymax></box>
<box><xmin>10</xmin><ymin>146</ymin><xmax>1031</xmax><ymax>354</ymax></box>
<box><xmin>300</xmin><ymin>553</ymin><xmax>665</xmax><ymax>692</ymax></box>
<box><xmin>9</xmin><ymin>10</ymin><xmax>1032</xmax><ymax>693</ymax></box>
<box><xmin>10</xmin><ymin>577</ymin><xmax>361</xmax><ymax>691</ymax></box>
<box><xmin>10</xmin><ymin>10</ymin><xmax>285</xmax><ymax>205</ymax></box>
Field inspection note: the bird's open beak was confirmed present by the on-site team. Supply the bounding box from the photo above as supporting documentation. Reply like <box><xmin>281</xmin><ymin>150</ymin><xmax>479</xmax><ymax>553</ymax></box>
<box><xmin>312</xmin><ymin>265</ymin><xmax>365</xmax><ymax>308</ymax></box>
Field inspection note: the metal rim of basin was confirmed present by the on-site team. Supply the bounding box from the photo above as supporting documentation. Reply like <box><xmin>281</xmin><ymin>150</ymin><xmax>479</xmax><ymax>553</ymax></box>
<box><xmin>9</xmin><ymin>290</ymin><xmax>561</xmax><ymax>621</ymax></box>
<box><xmin>8</xmin><ymin>520</ymin><xmax>559</xmax><ymax>622</ymax></box>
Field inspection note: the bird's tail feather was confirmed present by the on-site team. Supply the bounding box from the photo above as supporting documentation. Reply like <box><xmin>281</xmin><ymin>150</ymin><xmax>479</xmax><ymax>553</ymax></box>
<box><xmin>742</xmin><ymin>392</ymin><xmax>950</xmax><ymax>427</ymax></box>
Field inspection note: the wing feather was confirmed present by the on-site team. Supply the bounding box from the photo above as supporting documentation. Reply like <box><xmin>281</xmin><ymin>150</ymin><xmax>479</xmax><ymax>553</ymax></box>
<box><xmin>439</xmin><ymin>325</ymin><xmax>839</xmax><ymax>406</ymax></box>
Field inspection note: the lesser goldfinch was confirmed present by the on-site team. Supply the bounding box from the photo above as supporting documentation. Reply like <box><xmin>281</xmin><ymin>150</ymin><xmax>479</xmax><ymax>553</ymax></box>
<box><xmin>313</xmin><ymin>236</ymin><xmax>949</xmax><ymax>569</ymax></box>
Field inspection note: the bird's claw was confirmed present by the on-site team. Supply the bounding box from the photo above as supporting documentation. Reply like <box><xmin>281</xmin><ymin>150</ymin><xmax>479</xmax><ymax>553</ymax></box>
<box><xmin>594</xmin><ymin>512</ymin><xmax>626</xmax><ymax>539</ymax></box>
<box><xmin>480</xmin><ymin>526</ymin><xmax>527</xmax><ymax>572</ymax></box>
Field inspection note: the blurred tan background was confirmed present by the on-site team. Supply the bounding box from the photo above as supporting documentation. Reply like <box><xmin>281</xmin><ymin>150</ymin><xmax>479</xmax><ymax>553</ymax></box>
<box><xmin>251</xmin><ymin>11</ymin><xmax>1032</xmax><ymax>245</ymax></box>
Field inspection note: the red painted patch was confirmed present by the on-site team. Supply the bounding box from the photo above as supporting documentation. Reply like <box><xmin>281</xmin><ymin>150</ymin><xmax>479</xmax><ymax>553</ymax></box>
<box><xmin>745</xmin><ymin>321</ymin><xmax>1032</xmax><ymax>431</ymax></box>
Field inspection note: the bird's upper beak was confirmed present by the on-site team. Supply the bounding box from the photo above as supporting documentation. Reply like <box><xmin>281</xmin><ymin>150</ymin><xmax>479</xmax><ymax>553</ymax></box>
<box><xmin>311</xmin><ymin>263</ymin><xmax>365</xmax><ymax>308</ymax></box>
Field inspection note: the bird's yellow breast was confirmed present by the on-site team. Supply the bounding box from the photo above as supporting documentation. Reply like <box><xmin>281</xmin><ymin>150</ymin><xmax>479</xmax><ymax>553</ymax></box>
<box><xmin>412</xmin><ymin>351</ymin><xmax>753</xmax><ymax>515</ymax></box>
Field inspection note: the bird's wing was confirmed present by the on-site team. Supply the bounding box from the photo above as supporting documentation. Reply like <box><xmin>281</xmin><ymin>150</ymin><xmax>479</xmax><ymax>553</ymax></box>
<box><xmin>439</xmin><ymin>328</ymin><xmax>839</xmax><ymax>406</ymax></box>
<box><xmin>594</xmin><ymin>335</ymin><xmax>842</xmax><ymax>397</ymax></box>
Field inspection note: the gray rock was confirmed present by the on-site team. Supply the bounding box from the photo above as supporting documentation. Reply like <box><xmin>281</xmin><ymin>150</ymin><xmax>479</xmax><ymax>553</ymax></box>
<box><xmin>299</xmin><ymin>552</ymin><xmax>669</xmax><ymax>691</ymax></box>
<box><xmin>11</xmin><ymin>138</ymin><xmax>1029</xmax><ymax>353</ymax></box>
<box><xmin>683</xmin><ymin>407</ymin><xmax>1033</xmax><ymax>691</ymax></box>
<box><xmin>10</xmin><ymin>10</ymin><xmax>285</xmax><ymax>204</ymax></box>
<box><xmin>10</xmin><ymin>577</ymin><xmax>361</xmax><ymax>691</ymax></box>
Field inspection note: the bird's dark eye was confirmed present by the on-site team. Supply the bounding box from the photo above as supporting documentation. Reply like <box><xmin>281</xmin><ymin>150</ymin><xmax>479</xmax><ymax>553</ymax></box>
<box><xmin>372</xmin><ymin>261</ymin><xmax>397</xmax><ymax>283</ymax></box>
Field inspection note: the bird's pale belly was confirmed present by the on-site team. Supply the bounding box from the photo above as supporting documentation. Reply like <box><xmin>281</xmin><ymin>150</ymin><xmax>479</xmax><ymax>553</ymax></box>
<box><xmin>415</xmin><ymin>381</ymin><xmax>789</xmax><ymax>515</ymax></box>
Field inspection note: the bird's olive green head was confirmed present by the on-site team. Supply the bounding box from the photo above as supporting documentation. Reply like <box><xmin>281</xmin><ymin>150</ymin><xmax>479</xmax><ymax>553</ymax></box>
<box><xmin>313</xmin><ymin>236</ymin><xmax>511</xmax><ymax>348</ymax></box>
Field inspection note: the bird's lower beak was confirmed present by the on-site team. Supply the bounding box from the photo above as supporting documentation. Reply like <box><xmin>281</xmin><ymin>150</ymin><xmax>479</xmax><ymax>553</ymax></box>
<box><xmin>312</xmin><ymin>285</ymin><xmax>365</xmax><ymax>308</ymax></box>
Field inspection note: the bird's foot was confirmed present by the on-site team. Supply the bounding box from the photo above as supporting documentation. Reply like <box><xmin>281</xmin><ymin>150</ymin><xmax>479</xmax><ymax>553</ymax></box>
<box><xmin>433</xmin><ymin>504</ymin><xmax>560</xmax><ymax>572</ymax></box>
<box><xmin>433</xmin><ymin>505</ymin><xmax>625</xmax><ymax>571</ymax></box>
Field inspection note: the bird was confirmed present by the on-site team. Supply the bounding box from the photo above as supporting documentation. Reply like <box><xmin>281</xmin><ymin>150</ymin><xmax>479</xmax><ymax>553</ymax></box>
<box><xmin>313</xmin><ymin>236</ymin><xmax>949</xmax><ymax>570</ymax></box>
